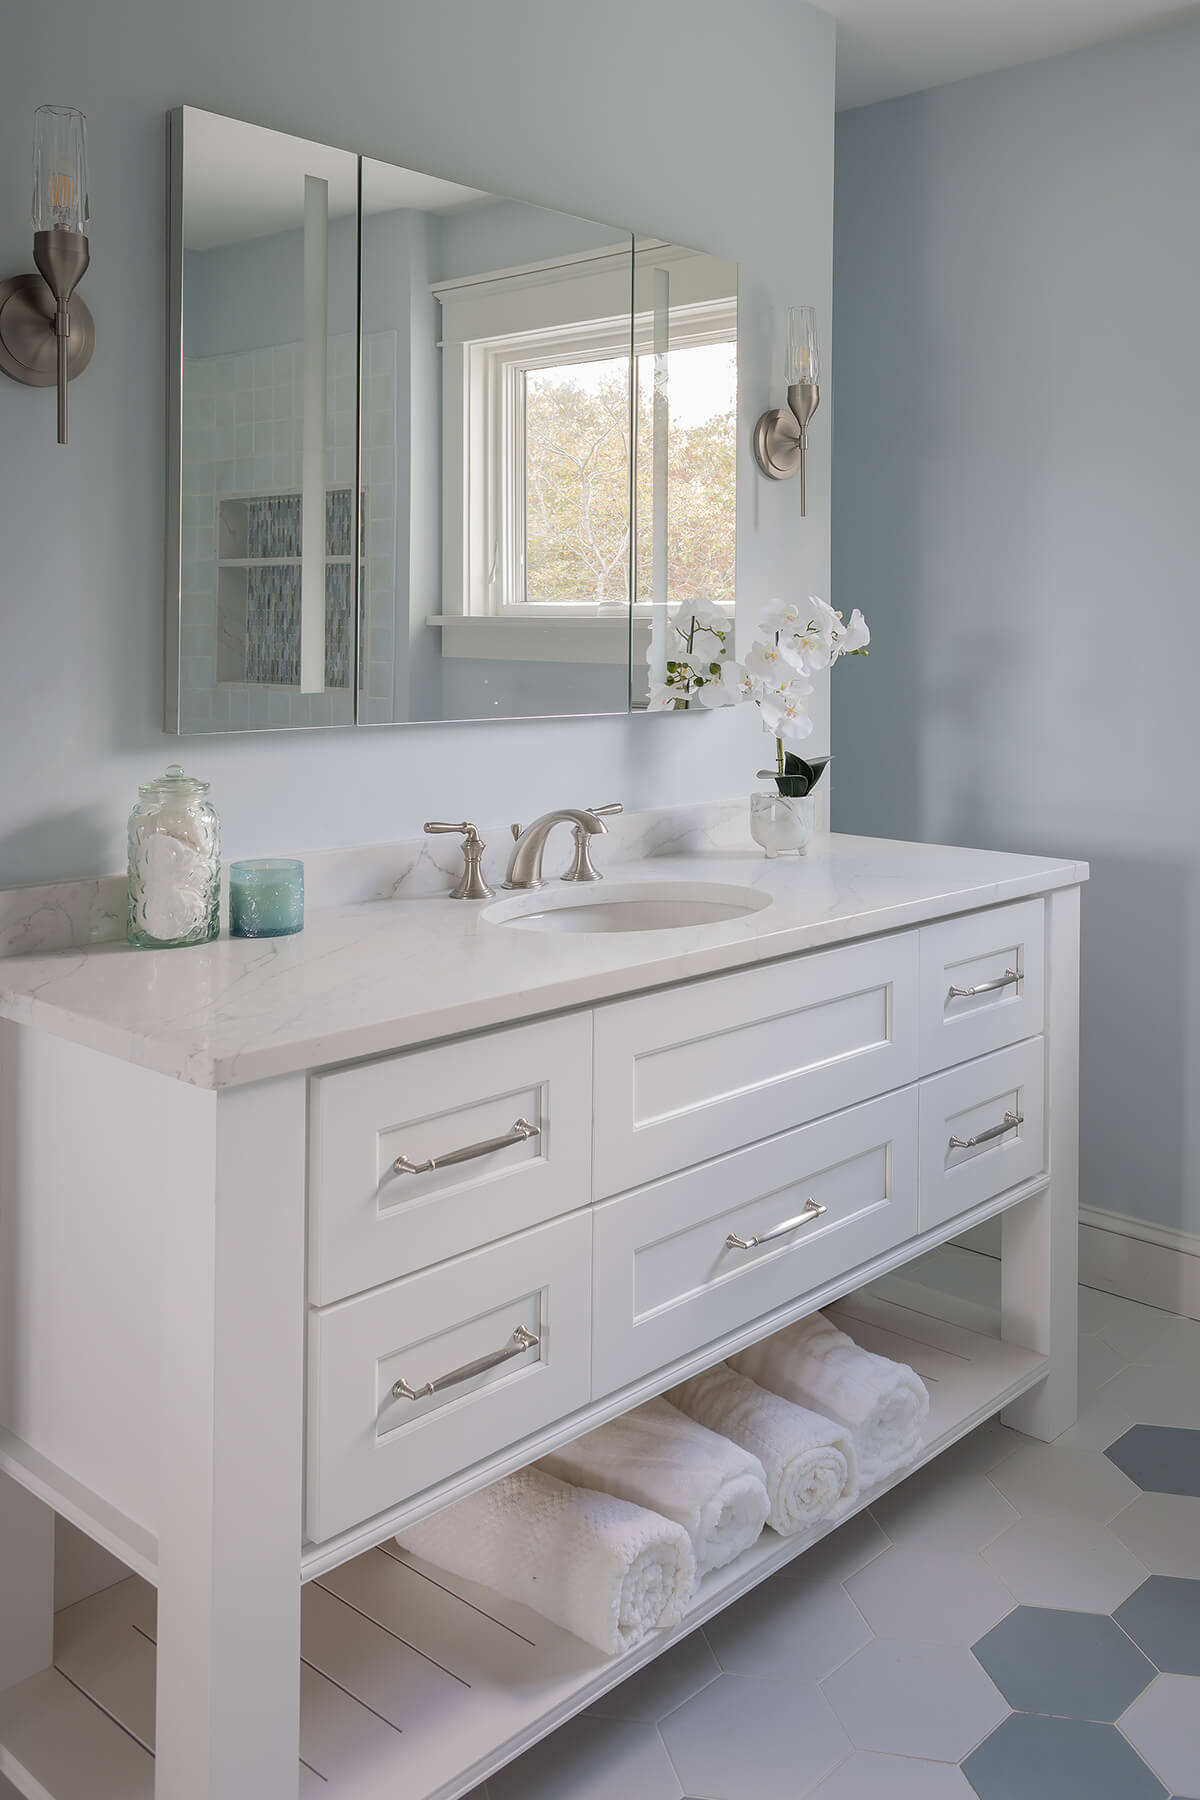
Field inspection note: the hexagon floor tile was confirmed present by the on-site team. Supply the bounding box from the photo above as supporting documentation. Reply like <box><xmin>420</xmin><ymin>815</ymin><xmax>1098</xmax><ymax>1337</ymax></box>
<box><xmin>987</xmin><ymin>1439</ymin><xmax>1141</xmax><ymax>1522</ymax></box>
<box><xmin>1112</xmin><ymin>1493</ymin><xmax>1200</xmax><ymax>1578</ymax></box>
<box><xmin>971</xmin><ymin>1605</ymin><xmax>1155</xmax><ymax>1720</ymax></box>
<box><xmin>488</xmin><ymin>1714</ymin><xmax>682</xmax><ymax>1800</ymax></box>
<box><xmin>704</xmin><ymin>1563</ymin><xmax>872</xmax><ymax>1683</ymax></box>
<box><xmin>1120</xmin><ymin>1674</ymin><xmax>1200</xmax><ymax>1795</ymax></box>
<box><xmin>660</xmin><ymin>1671</ymin><xmax>850</xmax><ymax>1800</ymax></box>
<box><xmin>962</xmin><ymin>1713</ymin><xmax>1168</xmax><ymax>1800</ymax></box>
<box><xmin>806</xmin><ymin>1751</ymin><xmax>976</xmax><ymax>1797</ymax></box>
<box><xmin>870</xmin><ymin>1464</ymin><xmax>1019</xmax><ymax>1553</ymax></box>
<box><xmin>823</xmin><ymin>1637</ymin><xmax>1008</xmax><ymax>1762</ymax></box>
<box><xmin>980</xmin><ymin>1511</ymin><xmax>1149</xmax><ymax>1612</ymax></box>
<box><xmin>585</xmin><ymin>1629</ymin><xmax>721</xmax><ymax>1722</ymax></box>
<box><xmin>1115</xmin><ymin>1577</ymin><xmax>1200</xmax><ymax>1676</ymax></box>
<box><xmin>846</xmin><ymin>1546</ymin><xmax>1013</xmax><ymax>1646</ymax></box>
<box><xmin>1106</xmin><ymin>1426</ymin><xmax>1200</xmax><ymax>1498</ymax></box>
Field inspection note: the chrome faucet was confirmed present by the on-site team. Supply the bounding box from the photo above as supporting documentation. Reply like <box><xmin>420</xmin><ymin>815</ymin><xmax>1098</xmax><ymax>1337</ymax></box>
<box><xmin>503</xmin><ymin>807</ymin><xmax>611</xmax><ymax>890</ymax></box>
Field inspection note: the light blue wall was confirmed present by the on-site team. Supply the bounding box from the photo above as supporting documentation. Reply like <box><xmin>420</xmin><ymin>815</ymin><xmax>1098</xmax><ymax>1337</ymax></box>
<box><xmin>832</xmin><ymin>12</ymin><xmax>1200</xmax><ymax>1235</ymax></box>
<box><xmin>0</xmin><ymin>0</ymin><xmax>834</xmax><ymax>886</ymax></box>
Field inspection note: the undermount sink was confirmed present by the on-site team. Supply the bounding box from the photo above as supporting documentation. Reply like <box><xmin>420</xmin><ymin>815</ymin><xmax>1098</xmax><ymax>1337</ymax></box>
<box><xmin>482</xmin><ymin>880</ymin><xmax>772</xmax><ymax>935</ymax></box>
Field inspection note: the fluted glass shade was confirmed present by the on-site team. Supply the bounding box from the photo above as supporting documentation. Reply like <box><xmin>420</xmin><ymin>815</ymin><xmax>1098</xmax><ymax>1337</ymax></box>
<box><xmin>33</xmin><ymin>105</ymin><xmax>90</xmax><ymax>233</ymax></box>
<box><xmin>785</xmin><ymin>305</ymin><xmax>818</xmax><ymax>386</ymax></box>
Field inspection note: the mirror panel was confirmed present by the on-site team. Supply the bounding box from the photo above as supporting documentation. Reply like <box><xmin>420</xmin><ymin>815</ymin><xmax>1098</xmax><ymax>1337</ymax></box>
<box><xmin>360</xmin><ymin>161</ymin><xmax>634</xmax><ymax>723</ymax></box>
<box><xmin>168</xmin><ymin>110</ymin><xmax>738</xmax><ymax>733</ymax></box>
<box><xmin>632</xmin><ymin>242</ymin><xmax>738</xmax><ymax>709</ymax></box>
<box><xmin>169</xmin><ymin>110</ymin><xmax>360</xmax><ymax>732</ymax></box>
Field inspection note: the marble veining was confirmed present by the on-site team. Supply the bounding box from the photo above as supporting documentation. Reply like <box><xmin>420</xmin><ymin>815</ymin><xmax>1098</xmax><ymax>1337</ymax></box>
<box><xmin>0</xmin><ymin>823</ymin><xmax>1088</xmax><ymax>1092</ymax></box>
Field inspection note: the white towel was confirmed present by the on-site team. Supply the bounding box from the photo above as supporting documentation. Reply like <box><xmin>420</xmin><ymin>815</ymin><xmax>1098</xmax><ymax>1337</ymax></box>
<box><xmin>731</xmin><ymin>1312</ymin><xmax>930</xmax><ymax>1488</ymax></box>
<box><xmin>668</xmin><ymin>1362</ymin><xmax>857</xmax><ymax>1536</ymax></box>
<box><xmin>396</xmin><ymin>1464</ymin><xmax>694</xmax><ymax>1657</ymax></box>
<box><xmin>539</xmin><ymin>1396</ymin><xmax>770</xmax><ymax>1581</ymax></box>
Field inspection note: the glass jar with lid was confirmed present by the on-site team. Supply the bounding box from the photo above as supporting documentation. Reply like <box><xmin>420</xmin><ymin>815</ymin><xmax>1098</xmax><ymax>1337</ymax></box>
<box><xmin>127</xmin><ymin>764</ymin><xmax>220</xmax><ymax>948</ymax></box>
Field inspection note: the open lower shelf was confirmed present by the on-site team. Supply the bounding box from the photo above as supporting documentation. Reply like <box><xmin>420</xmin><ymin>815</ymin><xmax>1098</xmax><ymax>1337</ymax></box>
<box><xmin>0</xmin><ymin>1295</ymin><xmax>1047</xmax><ymax>1800</ymax></box>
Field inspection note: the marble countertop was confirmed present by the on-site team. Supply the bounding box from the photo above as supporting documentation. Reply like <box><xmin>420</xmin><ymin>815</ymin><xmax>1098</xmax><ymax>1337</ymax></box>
<box><xmin>0</xmin><ymin>834</ymin><xmax>1088</xmax><ymax>1089</ymax></box>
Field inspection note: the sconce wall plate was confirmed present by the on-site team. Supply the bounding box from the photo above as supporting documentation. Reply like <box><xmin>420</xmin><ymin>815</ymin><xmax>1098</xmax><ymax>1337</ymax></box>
<box><xmin>753</xmin><ymin>380</ymin><xmax>820</xmax><ymax>509</ymax></box>
<box><xmin>0</xmin><ymin>272</ymin><xmax>95</xmax><ymax>388</ymax></box>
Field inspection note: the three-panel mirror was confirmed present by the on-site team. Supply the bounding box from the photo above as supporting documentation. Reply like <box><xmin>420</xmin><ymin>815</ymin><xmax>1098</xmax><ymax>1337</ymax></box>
<box><xmin>167</xmin><ymin>108</ymin><xmax>737</xmax><ymax>732</ymax></box>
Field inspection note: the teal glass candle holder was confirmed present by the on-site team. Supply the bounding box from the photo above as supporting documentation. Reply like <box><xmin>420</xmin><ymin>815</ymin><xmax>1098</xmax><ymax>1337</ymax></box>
<box><xmin>229</xmin><ymin>858</ymin><xmax>304</xmax><ymax>938</ymax></box>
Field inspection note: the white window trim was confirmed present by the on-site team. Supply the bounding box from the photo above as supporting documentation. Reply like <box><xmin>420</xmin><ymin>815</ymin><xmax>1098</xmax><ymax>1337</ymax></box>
<box><xmin>430</xmin><ymin>246</ymin><xmax>736</xmax><ymax>661</ymax></box>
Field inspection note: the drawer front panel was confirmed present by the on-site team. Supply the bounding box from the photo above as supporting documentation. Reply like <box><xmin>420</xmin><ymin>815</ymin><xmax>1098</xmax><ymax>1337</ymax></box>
<box><xmin>592</xmin><ymin>1087</ymin><xmax>919</xmax><ymax>1394</ymax></box>
<box><xmin>592</xmin><ymin>933</ymin><xmax>919</xmax><ymax>1198</ymax></box>
<box><xmin>918</xmin><ymin>1037</ymin><xmax>1046</xmax><ymax>1231</ymax></box>
<box><xmin>309</xmin><ymin>1014</ymin><xmax>592</xmax><ymax>1304</ymax></box>
<box><xmin>308</xmin><ymin>1211</ymin><xmax>591</xmax><ymax>1542</ymax></box>
<box><xmin>919</xmin><ymin>900</ymin><xmax>1044</xmax><ymax>1074</ymax></box>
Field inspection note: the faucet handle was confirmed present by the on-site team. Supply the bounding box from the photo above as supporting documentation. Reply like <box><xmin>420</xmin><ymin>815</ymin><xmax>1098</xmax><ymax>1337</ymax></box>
<box><xmin>423</xmin><ymin>821</ymin><xmax>494</xmax><ymax>900</ymax></box>
<box><xmin>562</xmin><ymin>803</ymin><xmax>622</xmax><ymax>884</ymax></box>
<box><xmin>588</xmin><ymin>802</ymin><xmax>623</xmax><ymax>820</ymax></box>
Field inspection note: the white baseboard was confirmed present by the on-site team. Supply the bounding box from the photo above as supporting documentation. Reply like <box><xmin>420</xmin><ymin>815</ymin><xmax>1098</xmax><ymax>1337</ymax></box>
<box><xmin>953</xmin><ymin>1208</ymin><xmax>1200</xmax><ymax>1320</ymax></box>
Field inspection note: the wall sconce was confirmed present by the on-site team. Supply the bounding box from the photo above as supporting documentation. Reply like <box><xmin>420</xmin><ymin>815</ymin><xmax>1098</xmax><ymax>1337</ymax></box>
<box><xmin>752</xmin><ymin>305</ymin><xmax>820</xmax><ymax>513</ymax></box>
<box><xmin>0</xmin><ymin>105</ymin><xmax>95</xmax><ymax>445</ymax></box>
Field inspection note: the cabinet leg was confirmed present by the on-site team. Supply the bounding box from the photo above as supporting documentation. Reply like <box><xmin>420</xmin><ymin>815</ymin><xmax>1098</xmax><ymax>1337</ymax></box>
<box><xmin>1001</xmin><ymin>885</ymin><xmax>1080</xmax><ymax>1441</ymax></box>
<box><xmin>0</xmin><ymin>1472</ymin><xmax>53</xmax><ymax>1692</ymax></box>
<box><xmin>154</xmin><ymin>1077</ymin><xmax>306</xmax><ymax>1800</ymax></box>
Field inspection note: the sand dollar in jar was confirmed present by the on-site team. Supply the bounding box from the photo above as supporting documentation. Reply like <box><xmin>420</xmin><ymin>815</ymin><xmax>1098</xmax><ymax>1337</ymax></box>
<box><xmin>127</xmin><ymin>765</ymin><xmax>220</xmax><ymax>948</ymax></box>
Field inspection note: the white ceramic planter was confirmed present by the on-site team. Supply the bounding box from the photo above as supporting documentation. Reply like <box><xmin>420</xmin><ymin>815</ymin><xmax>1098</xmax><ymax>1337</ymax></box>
<box><xmin>749</xmin><ymin>791</ymin><xmax>815</xmax><ymax>857</ymax></box>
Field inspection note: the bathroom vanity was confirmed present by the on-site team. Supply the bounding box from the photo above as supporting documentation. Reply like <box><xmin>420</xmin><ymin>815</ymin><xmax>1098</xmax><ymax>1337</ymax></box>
<box><xmin>0</xmin><ymin>829</ymin><xmax>1085</xmax><ymax>1800</ymax></box>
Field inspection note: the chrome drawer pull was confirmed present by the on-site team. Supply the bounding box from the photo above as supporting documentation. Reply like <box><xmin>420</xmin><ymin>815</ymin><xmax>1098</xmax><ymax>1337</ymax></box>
<box><xmin>726</xmin><ymin>1198</ymin><xmax>827</xmax><ymax>1251</ymax></box>
<box><xmin>949</xmin><ymin>1110</ymin><xmax>1023</xmax><ymax>1151</ymax></box>
<box><xmin>947</xmin><ymin>968</ymin><xmax>1020</xmax><ymax>1000</ymax></box>
<box><xmin>392</xmin><ymin>1116</ymin><xmax>539</xmax><ymax>1177</ymax></box>
<box><xmin>391</xmin><ymin>1324</ymin><xmax>540</xmax><ymax>1401</ymax></box>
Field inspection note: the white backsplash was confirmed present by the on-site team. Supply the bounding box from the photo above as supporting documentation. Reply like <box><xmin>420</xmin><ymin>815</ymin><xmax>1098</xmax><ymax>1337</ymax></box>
<box><xmin>0</xmin><ymin>798</ymin><xmax>752</xmax><ymax>959</ymax></box>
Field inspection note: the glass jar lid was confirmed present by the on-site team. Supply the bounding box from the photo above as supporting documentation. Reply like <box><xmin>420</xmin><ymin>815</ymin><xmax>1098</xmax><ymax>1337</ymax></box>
<box><xmin>138</xmin><ymin>763</ymin><xmax>210</xmax><ymax>798</ymax></box>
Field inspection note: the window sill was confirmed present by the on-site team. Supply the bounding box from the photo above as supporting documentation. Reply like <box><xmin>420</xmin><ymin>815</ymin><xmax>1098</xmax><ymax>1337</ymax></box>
<box><xmin>427</xmin><ymin>612</ymin><xmax>647</xmax><ymax>665</ymax></box>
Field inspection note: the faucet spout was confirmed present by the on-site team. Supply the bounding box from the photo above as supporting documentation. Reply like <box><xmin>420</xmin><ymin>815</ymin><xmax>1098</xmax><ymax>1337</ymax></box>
<box><xmin>503</xmin><ymin>809</ymin><xmax>608</xmax><ymax>891</ymax></box>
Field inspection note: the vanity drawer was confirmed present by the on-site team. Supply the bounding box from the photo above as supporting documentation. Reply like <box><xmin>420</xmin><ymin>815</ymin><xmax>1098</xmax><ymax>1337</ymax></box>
<box><xmin>307</xmin><ymin>1210</ymin><xmax>591</xmax><ymax>1542</ymax></box>
<box><xmin>592</xmin><ymin>933</ymin><xmax>919</xmax><ymax>1198</ymax></box>
<box><xmin>918</xmin><ymin>1037</ymin><xmax>1046</xmax><ymax>1231</ymax></box>
<box><xmin>308</xmin><ymin>1014</ymin><xmax>592</xmax><ymax>1303</ymax></box>
<box><xmin>591</xmin><ymin>1087</ymin><xmax>918</xmax><ymax>1394</ymax></box>
<box><xmin>919</xmin><ymin>899</ymin><xmax>1044</xmax><ymax>1074</ymax></box>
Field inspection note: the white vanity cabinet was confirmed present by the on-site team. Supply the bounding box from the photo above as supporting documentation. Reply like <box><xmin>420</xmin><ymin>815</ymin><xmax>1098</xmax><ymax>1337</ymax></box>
<box><xmin>0</xmin><ymin>848</ymin><xmax>1084</xmax><ymax>1800</ymax></box>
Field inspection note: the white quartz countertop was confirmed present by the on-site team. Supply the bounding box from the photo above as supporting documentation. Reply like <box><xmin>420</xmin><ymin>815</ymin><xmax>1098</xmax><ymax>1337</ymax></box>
<box><xmin>0</xmin><ymin>835</ymin><xmax>1088</xmax><ymax>1089</ymax></box>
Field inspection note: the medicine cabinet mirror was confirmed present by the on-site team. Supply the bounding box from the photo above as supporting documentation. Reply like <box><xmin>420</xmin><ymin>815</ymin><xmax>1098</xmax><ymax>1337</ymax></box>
<box><xmin>167</xmin><ymin>108</ymin><xmax>737</xmax><ymax>732</ymax></box>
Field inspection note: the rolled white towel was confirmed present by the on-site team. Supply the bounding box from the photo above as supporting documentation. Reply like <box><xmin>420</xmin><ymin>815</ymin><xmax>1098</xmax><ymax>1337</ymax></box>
<box><xmin>539</xmin><ymin>1396</ymin><xmax>770</xmax><ymax>1581</ymax></box>
<box><xmin>396</xmin><ymin>1464</ymin><xmax>694</xmax><ymax>1657</ymax></box>
<box><xmin>668</xmin><ymin>1362</ymin><xmax>857</xmax><ymax>1536</ymax></box>
<box><xmin>731</xmin><ymin>1312</ymin><xmax>930</xmax><ymax>1488</ymax></box>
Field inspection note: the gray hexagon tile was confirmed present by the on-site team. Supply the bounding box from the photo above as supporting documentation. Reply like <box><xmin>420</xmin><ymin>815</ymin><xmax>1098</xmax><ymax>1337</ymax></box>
<box><xmin>1112</xmin><ymin>1494</ymin><xmax>1200</xmax><ymax>1578</ymax></box>
<box><xmin>971</xmin><ymin>1606</ymin><xmax>1155</xmax><ymax>1720</ymax></box>
<box><xmin>585</xmin><ymin>1630</ymin><xmax>720</xmax><ymax>1723</ymax></box>
<box><xmin>1106</xmin><ymin>1427</ymin><xmax>1200</xmax><ymax>1498</ymax></box>
<box><xmin>807</xmin><ymin>1750</ymin><xmax>976</xmax><ymax>1797</ymax></box>
<box><xmin>823</xmin><ymin>1637</ymin><xmax>1007</xmax><ymax>1761</ymax></box>
<box><xmin>488</xmin><ymin>1714</ymin><xmax>681</xmax><ymax>1800</ymax></box>
<box><xmin>846</xmin><ymin>1546</ymin><xmax>1013</xmax><ymax>1646</ymax></box>
<box><xmin>1120</xmin><ymin>1675</ymin><xmax>1200</xmax><ymax>1795</ymax></box>
<box><xmin>705</xmin><ymin>1564</ymin><xmax>872</xmax><ymax>1683</ymax></box>
<box><xmin>981</xmin><ymin>1512</ymin><xmax>1149</xmax><ymax>1612</ymax></box>
<box><xmin>660</xmin><ymin>1671</ymin><xmax>850</xmax><ymax>1800</ymax></box>
<box><xmin>963</xmin><ymin>1714</ymin><xmax>1168</xmax><ymax>1800</ymax></box>
<box><xmin>987</xmin><ymin>1440</ymin><xmax>1141</xmax><ymax>1522</ymax></box>
<box><xmin>870</xmin><ymin>1464</ymin><xmax>1019</xmax><ymax>1553</ymax></box>
<box><xmin>1115</xmin><ymin>1578</ymin><xmax>1200</xmax><ymax>1676</ymax></box>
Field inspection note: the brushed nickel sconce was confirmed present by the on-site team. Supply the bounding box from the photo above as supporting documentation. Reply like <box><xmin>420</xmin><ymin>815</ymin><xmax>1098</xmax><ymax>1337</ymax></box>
<box><xmin>0</xmin><ymin>106</ymin><xmax>95</xmax><ymax>445</ymax></box>
<box><xmin>752</xmin><ymin>305</ymin><xmax>819</xmax><ymax>513</ymax></box>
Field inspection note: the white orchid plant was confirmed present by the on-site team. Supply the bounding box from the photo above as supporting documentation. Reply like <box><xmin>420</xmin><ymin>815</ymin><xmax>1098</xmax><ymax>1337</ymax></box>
<box><xmin>648</xmin><ymin>594</ymin><xmax>870</xmax><ymax>792</ymax></box>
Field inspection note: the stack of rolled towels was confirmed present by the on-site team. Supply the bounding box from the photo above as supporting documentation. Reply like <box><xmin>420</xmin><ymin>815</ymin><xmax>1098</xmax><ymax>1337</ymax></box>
<box><xmin>397</xmin><ymin>1309</ymin><xmax>928</xmax><ymax>1658</ymax></box>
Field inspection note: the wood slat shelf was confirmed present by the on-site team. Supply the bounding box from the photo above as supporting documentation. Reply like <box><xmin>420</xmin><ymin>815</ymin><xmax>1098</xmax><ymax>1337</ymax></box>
<box><xmin>0</xmin><ymin>1295</ymin><xmax>1046</xmax><ymax>1800</ymax></box>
